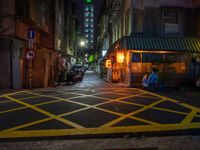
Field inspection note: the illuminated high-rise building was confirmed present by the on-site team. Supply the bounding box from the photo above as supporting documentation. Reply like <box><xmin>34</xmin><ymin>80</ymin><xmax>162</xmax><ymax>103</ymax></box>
<box><xmin>83</xmin><ymin>0</ymin><xmax>94</xmax><ymax>49</ymax></box>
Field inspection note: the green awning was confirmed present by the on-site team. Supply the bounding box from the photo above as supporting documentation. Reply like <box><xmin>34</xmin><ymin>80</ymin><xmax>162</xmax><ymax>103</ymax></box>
<box><xmin>110</xmin><ymin>36</ymin><xmax>200</xmax><ymax>53</ymax></box>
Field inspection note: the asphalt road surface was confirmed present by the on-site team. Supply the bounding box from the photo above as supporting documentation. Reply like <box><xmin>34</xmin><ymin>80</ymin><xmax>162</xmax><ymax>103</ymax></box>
<box><xmin>0</xmin><ymin>71</ymin><xmax>200</xmax><ymax>139</ymax></box>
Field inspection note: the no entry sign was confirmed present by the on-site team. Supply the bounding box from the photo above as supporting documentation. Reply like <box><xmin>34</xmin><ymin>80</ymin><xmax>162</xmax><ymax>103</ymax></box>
<box><xmin>26</xmin><ymin>48</ymin><xmax>35</xmax><ymax>60</ymax></box>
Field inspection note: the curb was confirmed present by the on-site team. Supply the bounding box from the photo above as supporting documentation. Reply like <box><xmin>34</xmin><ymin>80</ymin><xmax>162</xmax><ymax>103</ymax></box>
<box><xmin>103</xmin><ymin>77</ymin><xmax>130</xmax><ymax>88</ymax></box>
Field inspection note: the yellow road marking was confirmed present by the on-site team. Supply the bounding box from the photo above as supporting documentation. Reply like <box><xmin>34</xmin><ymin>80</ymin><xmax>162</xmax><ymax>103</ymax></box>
<box><xmin>2</xmin><ymin>118</ymin><xmax>53</xmax><ymax>133</ymax></box>
<box><xmin>57</xmin><ymin>90</ymin><xmax>130</xmax><ymax>99</ymax></box>
<box><xmin>181</xmin><ymin>110</ymin><xmax>197</xmax><ymax>124</ymax></box>
<box><xmin>94</xmin><ymin>106</ymin><xmax>160</xmax><ymax>125</ymax></box>
<box><xmin>1</xmin><ymin>122</ymin><xmax>200</xmax><ymax>139</ymax></box>
<box><xmin>110</xmin><ymin>92</ymin><xmax>131</xmax><ymax>96</ymax></box>
<box><xmin>37</xmin><ymin>89</ymin><xmax>123</xmax><ymax>98</ymax></box>
<box><xmin>138</xmin><ymin>95</ymin><xmax>161</xmax><ymax>99</ymax></box>
<box><xmin>54</xmin><ymin>91</ymin><xmax>86</xmax><ymax>96</ymax></box>
<box><xmin>0</xmin><ymin>99</ymin><xmax>63</xmax><ymax>115</ymax></box>
<box><xmin>119</xmin><ymin>98</ymin><xmax>156</xmax><ymax>107</ymax></box>
<box><xmin>108</xmin><ymin>99</ymin><xmax>200</xmax><ymax>119</ymax></box>
<box><xmin>18</xmin><ymin>95</ymin><xmax>44</xmax><ymax>101</ymax></box>
<box><xmin>101</xmin><ymin>99</ymin><xmax>166</xmax><ymax>128</ymax></box>
<box><xmin>3</xmin><ymin>95</ymin><xmax>84</xmax><ymax>129</ymax></box>
<box><xmin>34</xmin><ymin>99</ymin><xmax>63</xmax><ymax>106</ymax></box>
<box><xmin>0</xmin><ymin>92</ymin><xmax>148</xmax><ymax>131</ymax></box>
<box><xmin>25</xmin><ymin>90</ymin><xmax>145</xmax><ymax>111</ymax></box>
<box><xmin>1</xmin><ymin>88</ymin><xmax>200</xmax><ymax>139</ymax></box>
<box><xmin>181</xmin><ymin>103</ymin><xmax>200</xmax><ymax>112</ymax></box>
<box><xmin>90</xmin><ymin>93</ymin><xmax>146</xmax><ymax>102</ymax></box>
<box><xmin>128</xmin><ymin>116</ymin><xmax>160</xmax><ymax>125</ymax></box>
<box><xmin>152</xmin><ymin>106</ymin><xmax>192</xmax><ymax>117</ymax></box>
<box><xmin>136</xmin><ymin>89</ymin><xmax>179</xmax><ymax>103</ymax></box>
<box><xmin>2</xmin><ymin>106</ymin><xmax>94</xmax><ymax>133</ymax></box>
<box><xmin>1</xmin><ymin>92</ymin><xmax>163</xmax><ymax>132</ymax></box>
<box><xmin>42</xmin><ymin>96</ymin><xmax>90</xmax><ymax>107</ymax></box>
<box><xmin>0</xmin><ymin>106</ymin><xmax>27</xmax><ymax>114</ymax></box>
<box><xmin>3</xmin><ymin>90</ymin><xmax>27</xmax><ymax>96</ymax></box>
<box><xmin>24</xmin><ymin>91</ymin><xmax>89</xmax><ymax>102</ymax></box>
<box><xmin>1</xmin><ymin>88</ymin><xmax>199</xmax><ymax>132</ymax></box>
<box><xmin>0</xmin><ymin>100</ymin><xmax>11</xmax><ymax>104</ymax></box>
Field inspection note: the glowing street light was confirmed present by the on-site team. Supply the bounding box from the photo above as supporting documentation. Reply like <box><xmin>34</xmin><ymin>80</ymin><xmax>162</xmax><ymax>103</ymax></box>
<box><xmin>80</xmin><ymin>40</ymin><xmax>86</xmax><ymax>47</ymax></box>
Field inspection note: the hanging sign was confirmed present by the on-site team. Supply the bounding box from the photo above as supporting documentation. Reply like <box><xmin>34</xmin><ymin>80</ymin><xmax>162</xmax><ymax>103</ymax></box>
<box><xmin>105</xmin><ymin>59</ymin><xmax>112</xmax><ymax>68</ymax></box>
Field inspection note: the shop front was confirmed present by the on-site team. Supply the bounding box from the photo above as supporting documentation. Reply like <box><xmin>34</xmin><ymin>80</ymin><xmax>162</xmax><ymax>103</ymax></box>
<box><xmin>103</xmin><ymin>36</ymin><xmax>200</xmax><ymax>87</ymax></box>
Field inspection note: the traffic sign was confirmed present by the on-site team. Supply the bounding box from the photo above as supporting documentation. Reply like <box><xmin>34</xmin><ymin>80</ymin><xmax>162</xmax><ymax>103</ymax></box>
<box><xmin>26</xmin><ymin>48</ymin><xmax>35</xmax><ymax>60</ymax></box>
<box><xmin>28</xmin><ymin>28</ymin><xmax>35</xmax><ymax>39</ymax></box>
<box><xmin>29</xmin><ymin>39</ymin><xmax>33</xmax><ymax>49</ymax></box>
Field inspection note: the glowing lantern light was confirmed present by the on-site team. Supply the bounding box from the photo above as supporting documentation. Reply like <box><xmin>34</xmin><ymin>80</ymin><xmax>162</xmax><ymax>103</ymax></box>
<box><xmin>105</xmin><ymin>59</ymin><xmax>112</xmax><ymax>68</ymax></box>
<box><xmin>117</xmin><ymin>52</ymin><xmax>124</xmax><ymax>63</ymax></box>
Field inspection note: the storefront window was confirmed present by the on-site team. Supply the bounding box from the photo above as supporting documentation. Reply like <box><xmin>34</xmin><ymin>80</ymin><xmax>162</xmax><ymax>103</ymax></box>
<box><xmin>132</xmin><ymin>53</ymin><xmax>141</xmax><ymax>62</ymax></box>
<box><xmin>142</xmin><ymin>53</ymin><xmax>163</xmax><ymax>63</ymax></box>
<box><xmin>165</xmin><ymin>54</ymin><xmax>185</xmax><ymax>62</ymax></box>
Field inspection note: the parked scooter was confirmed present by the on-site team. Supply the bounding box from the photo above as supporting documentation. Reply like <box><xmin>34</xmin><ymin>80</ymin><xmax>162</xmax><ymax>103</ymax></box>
<box><xmin>142</xmin><ymin>68</ymin><xmax>159</xmax><ymax>91</ymax></box>
<box><xmin>65</xmin><ymin>70</ymin><xmax>77</xmax><ymax>84</ymax></box>
<box><xmin>74</xmin><ymin>71</ymin><xmax>83</xmax><ymax>81</ymax></box>
<box><xmin>57</xmin><ymin>70</ymin><xmax>66</xmax><ymax>84</ymax></box>
<box><xmin>65</xmin><ymin>69</ymin><xmax>83</xmax><ymax>85</ymax></box>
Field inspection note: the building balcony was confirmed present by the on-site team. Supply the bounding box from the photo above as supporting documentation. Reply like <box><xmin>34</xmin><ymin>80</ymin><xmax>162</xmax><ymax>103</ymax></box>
<box><xmin>109</xmin><ymin>0</ymin><xmax>123</xmax><ymax>22</ymax></box>
<box><xmin>16</xmin><ymin>0</ymin><xmax>50</xmax><ymax>34</ymax></box>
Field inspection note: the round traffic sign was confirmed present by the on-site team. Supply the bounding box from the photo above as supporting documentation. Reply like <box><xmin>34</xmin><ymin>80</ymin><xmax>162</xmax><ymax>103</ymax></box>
<box><xmin>26</xmin><ymin>49</ymin><xmax>35</xmax><ymax>60</ymax></box>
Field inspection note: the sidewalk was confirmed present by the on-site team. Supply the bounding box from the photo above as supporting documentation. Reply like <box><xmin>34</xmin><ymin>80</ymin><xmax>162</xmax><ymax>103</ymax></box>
<box><xmin>103</xmin><ymin>77</ymin><xmax>130</xmax><ymax>88</ymax></box>
<box><xmin>0</xmin><ymin>135</ymin><xmax>200</xmax><ymax>150</ymax></box>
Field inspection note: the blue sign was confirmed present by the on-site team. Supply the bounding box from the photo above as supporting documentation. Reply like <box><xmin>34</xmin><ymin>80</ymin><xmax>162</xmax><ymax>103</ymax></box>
<box><xmin>28</xmin><ymin>29</ymin><xmax>35</xmax><ymax>39</ymax></box>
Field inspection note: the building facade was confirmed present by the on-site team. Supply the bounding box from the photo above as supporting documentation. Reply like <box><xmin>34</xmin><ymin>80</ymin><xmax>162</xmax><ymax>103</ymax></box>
<box><xmin>0</xmin><ymin>0</ymin><xmax>70</xmax><ymax>89</ymax></box>
<box><xmin>63</xmin><ymin>0</ymin><xmax>80</xmax><ymax>72</ymax></box>
<box><xmin>97</xmin><ymin>0</ymin><xmax>200</xmax><ymax>87</ymax></box>
<box><xmin>83</xmin><ymin>0</ymin><xmax>94</xmax><ymax>50</ymax></box>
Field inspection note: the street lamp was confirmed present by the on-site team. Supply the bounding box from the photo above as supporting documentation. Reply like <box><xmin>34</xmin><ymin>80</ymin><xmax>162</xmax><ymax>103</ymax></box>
<box><xmin>80</xmin><ymin>40</ymin><xmax>86</xmax><ymax>47</ymax></box>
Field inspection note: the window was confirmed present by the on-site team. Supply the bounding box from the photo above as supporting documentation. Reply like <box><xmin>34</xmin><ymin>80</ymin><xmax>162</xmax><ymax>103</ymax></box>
<box><xmin>164</xmin><ymin>11</ymin><xmax>178</xmax><ymax>24</ymax></box>
<box><xmin>136</xmin><ymin>10</ymin><xmax>143</xmax><ymax>33</ymax></box>
<box><xmin>132</xmin><ymin>53</ymin><xmax>141</xmax><ymax>62</ymax></box>
<box><xmin>121</xmin><ymin>18</ymin><xmax>124</xmax><ymax>36</ymax></box>
<box><xmin>142</xmin><ymin>53</ymin><xmax>163</xmax><ymax>63</ymax></box>
<box><xmin>125</xmin><ymin>9</ymin><xmax>130</xmax><ymax>35</ymax></box>
<box><xmin>163</xmin><ymin>9</ymin><xmax>180</xmax><ymax>34</ymax></box>
<box><xmin>119</xmin><ymin>22</ymin><xmax>121</xmax><ymax>38</ymax></box>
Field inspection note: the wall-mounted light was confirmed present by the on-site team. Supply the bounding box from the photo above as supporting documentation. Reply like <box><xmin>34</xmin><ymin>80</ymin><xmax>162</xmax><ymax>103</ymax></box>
<box><xmin>117</xmin><ymin>51</ymin><xmax>124</xmax><ymax>63</ymax></box>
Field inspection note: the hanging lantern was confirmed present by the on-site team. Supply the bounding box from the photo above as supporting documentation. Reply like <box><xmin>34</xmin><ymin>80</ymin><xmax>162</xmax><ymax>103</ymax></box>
<box><xmin>117</xmin><ymin>51</ymin><xmax>124</xmax><ymax>63</ymax></box>
<box><xmin>105</xmin><ymin>59</ymin><xmax>112</xmax><ymax>68</ymax></box>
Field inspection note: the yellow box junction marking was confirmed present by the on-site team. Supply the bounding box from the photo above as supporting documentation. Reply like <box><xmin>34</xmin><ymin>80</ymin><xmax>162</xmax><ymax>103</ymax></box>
<box><xmin>101</xmin><ymin>99</ymin><xmax>166</xmax><ymax>128</ymax></box>
<box><xmin>0</xmin><ymin>90</ymin><xmax>158</xmax><ymax>133</ymax></box>
<box><xmin>0</xmin><ymin>88</ymin><xmax>200</xmax><ymax>139</ymax></box>
<box><xmin>3</xmin><ymin>95</ymin><xmax>84</xmax><ymax>130</ymax></box>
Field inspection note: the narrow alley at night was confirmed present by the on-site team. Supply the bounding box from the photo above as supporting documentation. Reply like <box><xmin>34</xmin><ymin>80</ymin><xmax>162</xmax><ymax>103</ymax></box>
<box><xmin>0</xmin><ymin>0</ymin><xmax>200</xmax><ymax>150</ymax></box>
